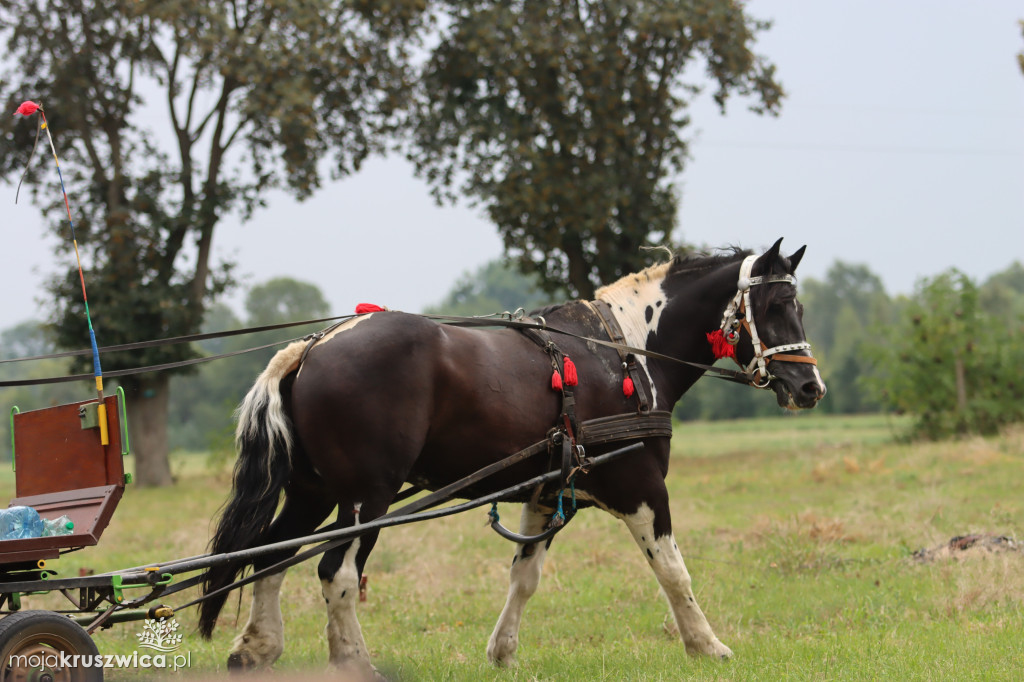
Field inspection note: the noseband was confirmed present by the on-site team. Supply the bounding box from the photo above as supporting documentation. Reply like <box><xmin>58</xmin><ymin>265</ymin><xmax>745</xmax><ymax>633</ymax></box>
<box><xmin>719</xmin><ymin>255</ymin><xmax>817</xmax><ymax>387</ymax></box>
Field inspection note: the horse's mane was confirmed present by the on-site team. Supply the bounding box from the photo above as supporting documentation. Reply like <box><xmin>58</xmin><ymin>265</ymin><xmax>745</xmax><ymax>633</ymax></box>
<box><xmin>594</xmin><ymin>246</ymin><xmax>752</xmax><ymax>300</ymax></box>
<box><xmin>526</xmin><ymin>247</ymin><xmax>755</xmax><ymax>316</ymax></box>
<box><xmin>667</xmin><ymin>246</ymin><xmax>753</xmax><ymax>276</ymax></box>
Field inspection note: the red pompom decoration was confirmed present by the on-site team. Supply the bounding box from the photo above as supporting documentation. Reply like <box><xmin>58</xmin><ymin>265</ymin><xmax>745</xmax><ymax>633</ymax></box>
<box><xmin>706</xmin><ymin>330</ymin><xmax>736</xmax><ymax>360</ymax></box>
<box><xmin>563</xmin><ymin>356</ymin><xmax>578</xmax><ymax>386</ymax></box>
<box><xmin>551</xmin><ymin>370</ymin><xmax>563</xmax><ymax>391</ymax></box>
<box><xmin>622</xmin><ymin>376</ymin><xmax>635</xmax><ymax>397</ymax></box>
<box><xmin>355</xmin><ymin>303</ymin><xmax>385</xmax><ymax>314</ymax></box>
<box><xmin>13</xmin><ymin>101</ymin><xmax>40</xmax><ymax>117</ymax></box>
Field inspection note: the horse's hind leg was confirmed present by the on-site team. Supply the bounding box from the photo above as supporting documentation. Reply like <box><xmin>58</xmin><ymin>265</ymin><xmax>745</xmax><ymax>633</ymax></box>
<box><xmin>618</xmin><ymin>493</ymin><xmax>733</xmax><ymax>659</ymax></box>
<box><xmin>487</xmin><ymin>503</ymin><xmax>554</xmax><ymax>666</ymax></box>
<box><xmin>228</xmin><ymin>488</ymin><xmax>336</xmax><ymax>670</ymax></box>
<box><xmin>318</xmin><ymin>503</ymin><xmax>385</xmax><ymax>676</ymax></box>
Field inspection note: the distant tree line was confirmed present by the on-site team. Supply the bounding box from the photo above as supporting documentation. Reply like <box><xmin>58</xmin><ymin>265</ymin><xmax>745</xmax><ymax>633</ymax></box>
<box><xmin>1</xmin><ymin>257</ymin><xmax>1021</xmax><ymax>461</ymax></box>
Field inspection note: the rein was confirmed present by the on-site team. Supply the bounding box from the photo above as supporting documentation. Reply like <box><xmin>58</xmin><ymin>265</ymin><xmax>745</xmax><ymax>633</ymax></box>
<box><xmin>0</xmin><ymin>309</ymin><xmax>759</xmax><ymax>388</ymax></box>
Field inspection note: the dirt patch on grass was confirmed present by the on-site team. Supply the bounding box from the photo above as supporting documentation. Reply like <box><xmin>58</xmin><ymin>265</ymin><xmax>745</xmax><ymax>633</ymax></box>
<box><xmin>912</xmin><ymin>534</ymin><xmax>1022</xmax><ymax>562</ymax></box>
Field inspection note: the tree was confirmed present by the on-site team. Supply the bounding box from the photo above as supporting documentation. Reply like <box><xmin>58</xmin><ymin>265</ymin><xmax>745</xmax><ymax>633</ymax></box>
<box><xmin>408</xmin><ymin>0</ymin><xmax>783</xmax><ymax>298</ymax></box>
<box><xmin>799</xmin><ymin>262</ymin><xmax>895</xmax><ymax>414</ymax></box>
<box><xmin>867</xmin><ymin>270</ymin><xmax>1024</xmax><ymax>439</ymax></box>
<box><xmin>423</xmin><ymin>259</ymin><xmax>564</xmax><ymax>317</ymax></box>
<box><xmin>1018</xmin><ymin>20</ymin><xmax>1024</xmax><ymax>75</ymax></box>
<box><xmin>979</xmin><ymin>261</ymin><xmax>1024</xmax><ymax>319</ymax></box>
<box><xmin>0</xmin><ymin>0</ymin><xmax>424</xmax><ymax>484</ymax></box>
<box><xmin>168</xmin><ymin>277</ymin><xmax>330</xmax><ymax>456</ymax></box>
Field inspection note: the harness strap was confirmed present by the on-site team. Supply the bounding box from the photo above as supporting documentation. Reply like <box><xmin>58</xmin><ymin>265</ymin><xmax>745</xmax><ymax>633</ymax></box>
<box><xmin>585</xmin><ymin>300</ymin><xmax>652</xmax><ymax>413</ymax></box>
<box><xmin>517</xmin><ymin>321</ymin><xmax>580</xmax><ymax>483</ymax></box>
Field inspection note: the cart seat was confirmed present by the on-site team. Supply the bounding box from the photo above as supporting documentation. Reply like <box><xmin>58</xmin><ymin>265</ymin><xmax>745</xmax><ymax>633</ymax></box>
<box><xmin>0</xmin><ymin>394</ymin><xmax>128</xmax><ymax>565</ymax></box>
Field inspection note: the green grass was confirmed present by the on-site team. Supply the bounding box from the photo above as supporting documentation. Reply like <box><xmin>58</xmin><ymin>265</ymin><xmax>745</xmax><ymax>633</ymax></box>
<box><xmin>2</xmin><ymin>413</ymin><xmax>1023</xmax><ymax>680</ymax></box>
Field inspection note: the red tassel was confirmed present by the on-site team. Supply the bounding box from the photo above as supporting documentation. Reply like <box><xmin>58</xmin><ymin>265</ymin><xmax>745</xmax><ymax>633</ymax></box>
<box><xmin>622</xmin><ymin>376</ymin><xmax>634</xmax><ymax>397</ymax></box>
<box><xmin>13</xmin><ymin>101</ymin><xmax>40</xmax><ymax>117</ymax></box>
<box><xmin>355</xmin><ymin>303</ymin><xmax>385</xmax><ymax>314</ymax></box>
<box><xmin>563</xmin><ymin>356</ymin><xmax>578</xmax><ymax>386</ymax></box>
<box><xmin>706</xmin><ymin>330</ymin><xmax>736</xmax><ymax>360</ymax></box>
<box><xmin>551</xmin><ymin>370</ymin><xmax>563</xmax><ymax>391</ymax></box>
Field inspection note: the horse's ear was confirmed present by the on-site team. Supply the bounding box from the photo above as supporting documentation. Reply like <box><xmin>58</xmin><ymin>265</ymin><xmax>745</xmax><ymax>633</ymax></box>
<box><xmin>789</xmin><ymin>245</ymin><xmax>806</xmax><ymax>272</ymax></box>
<box><xmin>755</xmin><ymin>238</ymin><xmax>784</xmax><ymax>273</ymax></box>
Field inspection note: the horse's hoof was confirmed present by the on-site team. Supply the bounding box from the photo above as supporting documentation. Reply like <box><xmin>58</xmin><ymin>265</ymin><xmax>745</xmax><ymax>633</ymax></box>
<box><xmin>712</xmin><ymin>640</ymin><xmax>734</xmax><ymax>660</ymax></box>
<box><xmin>227</xmin><ymin>651</ymin><xmax>254</xmax><ymax>673</ymax></box>
<box><xmin>685</xmin><ymin>638</ymin><xmax>733</xmax><ymax>660</ymax></box>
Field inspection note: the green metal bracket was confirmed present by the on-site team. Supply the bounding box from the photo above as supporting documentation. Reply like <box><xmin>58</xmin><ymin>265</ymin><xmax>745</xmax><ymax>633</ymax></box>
<box><xmin>110</xmin><ymin>572</ymin><xmax>173</xmax><ymax>604</ymax></box>
<box><xmin>9</xmin><ymin>406</ymin><xmax>18</xmax><ymax>472</ymax></box>
<box><xmin>9</xmin><ymin>592</ymin><xmax>20</xmax><ymax>611</ymax></box>
<box><xmin>116</xmin><ymin>385</ymin><xmax>130</xmax><ymax>456</ymax></box>
<box><xmin>79</xmin><ymin>401</ymin><xmax>100</xmax><ymax>430</ymax></box>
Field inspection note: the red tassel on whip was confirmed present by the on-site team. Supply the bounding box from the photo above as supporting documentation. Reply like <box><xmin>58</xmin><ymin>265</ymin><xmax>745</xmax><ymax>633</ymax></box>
<box><xmin>13</xmin><ymin>101</ymin><xmax>40</xmax><ymax>117</ymax></box>
<box><xmin>563</xmin><ymin>356</ymin><xmax>578</xmax><ymax>386</ymax></box>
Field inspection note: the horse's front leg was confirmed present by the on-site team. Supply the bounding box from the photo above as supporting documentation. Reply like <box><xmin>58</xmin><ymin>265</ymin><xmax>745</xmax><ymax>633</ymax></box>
<box><xmin>619</xmin><ymin>495</ymin><xmax>733</xmax><ymax>659</ymax></box>
<box><xmin>487</xmin><ymin>503</ymin><xmax>553</xmax><ymax>665</ymax></box>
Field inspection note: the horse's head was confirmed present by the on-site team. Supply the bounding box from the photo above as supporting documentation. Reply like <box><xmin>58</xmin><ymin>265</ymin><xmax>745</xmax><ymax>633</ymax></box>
<box><xmin>720</xmin><ymin>239</ymin><xmax>826</xmax><ymax>409</ymax></box>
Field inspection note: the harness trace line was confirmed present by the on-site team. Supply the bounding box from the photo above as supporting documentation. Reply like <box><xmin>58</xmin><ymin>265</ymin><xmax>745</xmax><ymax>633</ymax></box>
<box><xmin>13</xmin><ymin>100</ymin><xmax>109</xmax><ymax>443</ymax></box>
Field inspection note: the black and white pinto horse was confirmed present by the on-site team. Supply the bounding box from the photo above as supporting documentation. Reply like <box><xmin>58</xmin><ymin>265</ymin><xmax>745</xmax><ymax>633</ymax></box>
<box><xmin>198</xmin><ymin>239</ymin><xmax>825</xmax><ymax>673</ymax></box>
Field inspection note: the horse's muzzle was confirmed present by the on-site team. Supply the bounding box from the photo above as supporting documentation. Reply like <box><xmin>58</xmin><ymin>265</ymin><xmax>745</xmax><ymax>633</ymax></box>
<box><xmin>773</xmin><ymin>372</ymin><xmax>826</xmax><ymax>410</ymax></box>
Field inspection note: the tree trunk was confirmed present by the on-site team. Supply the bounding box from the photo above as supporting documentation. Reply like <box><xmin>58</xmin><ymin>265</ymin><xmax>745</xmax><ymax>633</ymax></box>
<box><xmin>954</xmin><ymin>353</ymin><xmax>968</xmax><ymax>413</ymax></box>
<box><xmin>121</xmin><ymin>374</ymin><xmax>174</xmax><ymax>487</ymax></box>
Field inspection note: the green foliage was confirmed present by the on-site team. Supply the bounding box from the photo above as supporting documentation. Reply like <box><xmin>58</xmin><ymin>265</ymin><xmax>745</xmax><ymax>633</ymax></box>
<box><xmin>799</xmin><ymin>262</ymin><xmax>898</xmax><ymax>415</ymax></box>
<box><xmin>423</xmin><ymin>259</ymin><xmax>564</xmax><ymax>317</ymax></box>
<box><xmin>0</xmin><ymin>322</ymin><xmax>85</xmax><ymax>462</ymax></box>
<box><xmin>167</xmin><ymin>277</ymin><xmax>330</xmax><ymax>455</ymax></box>
<box><xmin>0</xmin><ymin>0</ymin><xmax>423</xmax><ymax>482</ymax></box>
<box><xmin>1018</xmin><ymin>20</ymin><xmax>1024</xmax><ymax>75</ymax></box>
<box><xmin>979</xmin><ymin>261</ymin><xmax>1024</xmax><ymax>319</ymax></box>
<box><xmin>408</xmin><ymin>0</ymin><xmax>783</xmax><ymax>298</ymax></box>
<box><xmin>868</xmin><ymin>269</ymin><xmax>1024</xmax><ymax>439</ymax></box>
<box><xmin>0</xmin><ymin>0</ymin><xmax>423</xmax><ymax>372</ymax></box>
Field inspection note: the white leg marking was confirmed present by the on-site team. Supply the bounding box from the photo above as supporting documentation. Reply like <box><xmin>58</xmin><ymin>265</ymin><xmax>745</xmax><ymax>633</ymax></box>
<box><xmin>322</xmin><ymin>538</ymin><xmax>373</xmax><ymax>674</ymax></box>
<box><xmin>487</xmin><ymin>505</ymin><xmax>552</xmax><ymax>666</ymax></box>
<box><xmin>229</xmin><ymin>570</ymin><xmax>287</xmax><ymax>669</ymax></box>
<box><xmin>619</xmin><ymin>504</ymin><xmax>733</xmax><ymax>659</ymax></box>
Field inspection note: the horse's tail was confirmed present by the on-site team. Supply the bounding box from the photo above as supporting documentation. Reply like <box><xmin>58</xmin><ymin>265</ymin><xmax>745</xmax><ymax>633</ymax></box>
<box><xmin>197</xmin><ymin>341</ymin><xmax>307</xmax><ymax>639</ymax></box>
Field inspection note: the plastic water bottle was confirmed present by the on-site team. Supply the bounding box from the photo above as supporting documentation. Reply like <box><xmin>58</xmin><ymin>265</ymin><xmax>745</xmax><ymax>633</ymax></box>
<box><xmin>42</xmin><ymin>515</ymin><xmax>75</xmax><ymax>537</ymax></box>
<box><xmin>0</xmin><ymin>506</ymin><xmax>45</xmax><ymax>540</ymax></box>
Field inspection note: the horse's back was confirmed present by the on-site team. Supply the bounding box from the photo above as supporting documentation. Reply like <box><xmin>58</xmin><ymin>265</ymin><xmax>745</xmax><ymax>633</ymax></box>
<box><xmin>287</xmin><ymin>311</ymin><xmax>561</xmax><ymax>490</ymax></box>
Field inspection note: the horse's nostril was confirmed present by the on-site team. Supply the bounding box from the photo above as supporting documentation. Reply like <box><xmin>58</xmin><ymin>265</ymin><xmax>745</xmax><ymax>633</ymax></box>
<box><xmin>801</xmin><ymin>380</ymin><xmax>821</xmax><ymax>399</ymax></box>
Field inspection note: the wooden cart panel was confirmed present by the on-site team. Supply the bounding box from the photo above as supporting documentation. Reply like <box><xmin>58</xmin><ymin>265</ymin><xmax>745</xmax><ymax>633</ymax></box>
<box><xmin>1</xmin><ymin>394</ymin><xmax>127</xmax><ymax>565</ymax></box>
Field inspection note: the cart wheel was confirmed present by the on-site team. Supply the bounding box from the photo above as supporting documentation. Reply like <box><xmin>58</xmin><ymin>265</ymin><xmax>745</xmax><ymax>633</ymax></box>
<box><xmin>0</xmin><ymin>611</ymin><xmax>102</xmax><ymax>682</ymax></box>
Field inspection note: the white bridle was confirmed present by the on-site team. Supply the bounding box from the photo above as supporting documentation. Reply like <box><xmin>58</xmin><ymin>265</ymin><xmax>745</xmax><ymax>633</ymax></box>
<box><xmin>719</xmin><ymin>255</ymin><xmax>815</xmax><ymax>387</ymax></box>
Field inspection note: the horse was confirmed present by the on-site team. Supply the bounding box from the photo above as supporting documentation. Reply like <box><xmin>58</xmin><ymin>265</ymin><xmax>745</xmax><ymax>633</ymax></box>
<box><xmin>197</xmin><ymin>238</ymin><xmax>826</xmax><ymax>674</ymax></box>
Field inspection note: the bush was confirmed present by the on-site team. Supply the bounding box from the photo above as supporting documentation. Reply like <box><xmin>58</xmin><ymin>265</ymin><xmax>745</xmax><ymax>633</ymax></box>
<box><xmin>867</xmin><ymin>270</ymin><xmax>1024</xmax><ymax>438</ymax></box>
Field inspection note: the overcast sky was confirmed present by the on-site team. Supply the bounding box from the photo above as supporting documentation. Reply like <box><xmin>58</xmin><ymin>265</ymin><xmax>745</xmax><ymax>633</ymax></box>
<box><xmin>2</xmin><ymin>0</ymin><xmax>1022</xmax><ymax>333</ymax></box>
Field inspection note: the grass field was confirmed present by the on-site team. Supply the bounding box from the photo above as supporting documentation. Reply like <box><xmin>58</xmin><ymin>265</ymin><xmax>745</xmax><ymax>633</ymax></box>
<box><xmin>2</xmin><ymin>412</ymin><xmax>1023</xmax><ymax>680</ymax></box>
